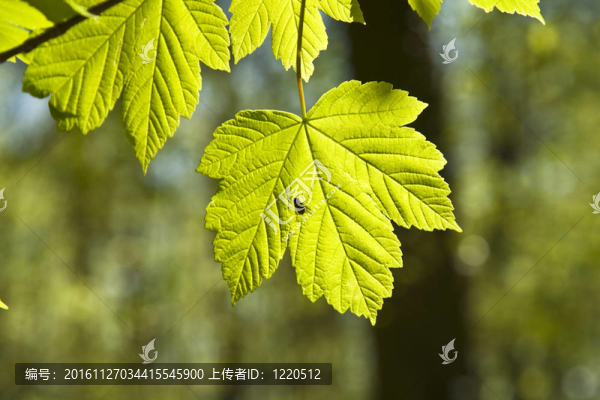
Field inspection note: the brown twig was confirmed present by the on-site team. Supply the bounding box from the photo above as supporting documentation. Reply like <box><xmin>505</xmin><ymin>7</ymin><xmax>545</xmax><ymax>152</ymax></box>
<box><xmin>0</xmin><ymin>0</ymin><xmax>127</xmax><ymax>64</ymax></box>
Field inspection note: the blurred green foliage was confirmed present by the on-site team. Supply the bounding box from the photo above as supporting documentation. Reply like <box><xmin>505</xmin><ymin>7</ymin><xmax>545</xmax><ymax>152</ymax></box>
<box><xmin>435</xmin><ymin>0</ymin><xmax>600</xmax><ymax>399</ymax></box>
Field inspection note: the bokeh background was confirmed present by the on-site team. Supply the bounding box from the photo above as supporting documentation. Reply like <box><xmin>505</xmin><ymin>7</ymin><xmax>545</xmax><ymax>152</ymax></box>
<box><xmin>1</xmin><ymin>0</ymin><xmax>599</xmax><ymax>399</ymax></box>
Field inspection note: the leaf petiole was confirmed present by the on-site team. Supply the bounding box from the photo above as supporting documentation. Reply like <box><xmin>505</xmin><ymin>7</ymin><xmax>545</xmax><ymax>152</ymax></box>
<box><xmin>296</xmin><ymin>0</ymin><xmax>307</xmax><ymax>119</ymax></box>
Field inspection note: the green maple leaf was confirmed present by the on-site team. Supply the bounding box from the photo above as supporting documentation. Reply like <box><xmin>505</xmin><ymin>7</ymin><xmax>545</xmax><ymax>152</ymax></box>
<box><xmin>229</xmin><ymin>0</ymin><xmax>364</xmax><ymax>81</ymax></box>
<box><xmin>408</xmin><ymin>0</ymin><xmax>543</xmax><ymax>29</ymax></box>
<box><xmin>22</xmin><ymin>0</ymin><xmax>230</xmax><ymax>172</ymax></box>
<box><xmin>0</xmin><ymin>0</ymin><xmax>53</xmax><ymax>63</ymax></box>
<box><xmin>469</xmin><ymin>0</ymin><xmax>544</xmax><ymax>24</ymax></box>
<box><xmin>198</xmin><ymin>81</ymin><xmax>460</xmax><ymax>324</ymax></box>
<box><xmin>407</xmin><ymin>0</ymin><xmax>443</xmax><ymax>30</ymax></box>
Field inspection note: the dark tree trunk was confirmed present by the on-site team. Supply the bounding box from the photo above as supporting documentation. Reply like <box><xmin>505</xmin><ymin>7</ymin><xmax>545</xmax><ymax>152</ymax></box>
<box><xmin>349</xmin><ymin>2</ymin><xmax>469</xmax><ymax>399</ymax></box>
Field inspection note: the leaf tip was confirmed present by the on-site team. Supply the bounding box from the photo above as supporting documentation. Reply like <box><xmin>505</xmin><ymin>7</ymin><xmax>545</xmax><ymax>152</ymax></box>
<box><xmin>447</xmin><ymin>218</ymin><xmax>462</xmax><ymax>233</ymax></box>
<box><xmin>196</xmin><ymin>156</ymin><xmax>210</xmax><ymax>175</ymax></box>
<box><xmin>140</xmin><ymin>161</ymin><xmax>150</xmax><ymax>175</ymax></box>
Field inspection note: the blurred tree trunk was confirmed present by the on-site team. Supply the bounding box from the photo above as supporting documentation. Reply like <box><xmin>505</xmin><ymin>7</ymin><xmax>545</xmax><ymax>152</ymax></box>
<box><xmin>349</xmin><ymin>2</ymin><xmax>468</xmax><ymax>399</ymax></box>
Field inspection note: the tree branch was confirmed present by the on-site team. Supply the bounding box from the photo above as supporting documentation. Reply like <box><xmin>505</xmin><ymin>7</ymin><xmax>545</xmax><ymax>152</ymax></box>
<box><xmin>0</xmin><ymin>0</ymin><xmax>127</xmax><ymax>64</ymax></box>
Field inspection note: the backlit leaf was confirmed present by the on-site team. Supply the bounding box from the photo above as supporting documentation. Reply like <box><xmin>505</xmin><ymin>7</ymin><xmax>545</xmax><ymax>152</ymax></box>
<box><xmin>229</xmin><ymin>0</ymin><xmax>364</xmax><ymax>81</ymax></box>
<box><xmin>407</xmin><ymin>0</ymin><xmax>544</xmax><ymax>28</ymax></box>
<box><xmin>22</xmin><ymin>0</ymin><xmax>230</xmax><ymax>172</ymax></box>
<box><xmin>198</xmin><ymin>80</ymin><xmax>460</xmax><ymax>324</ymax></box>
<box><xmin>469</xmin><ymin>0</ymin><xmax>544</xmax><ymax>24</ymax></box>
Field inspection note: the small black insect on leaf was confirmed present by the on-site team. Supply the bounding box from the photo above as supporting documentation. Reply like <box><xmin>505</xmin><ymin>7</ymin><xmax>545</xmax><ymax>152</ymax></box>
<box><xmin>294</xmin><ymin>197</ymin><xmax>306</xmax><ymax>215</ymax></box>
